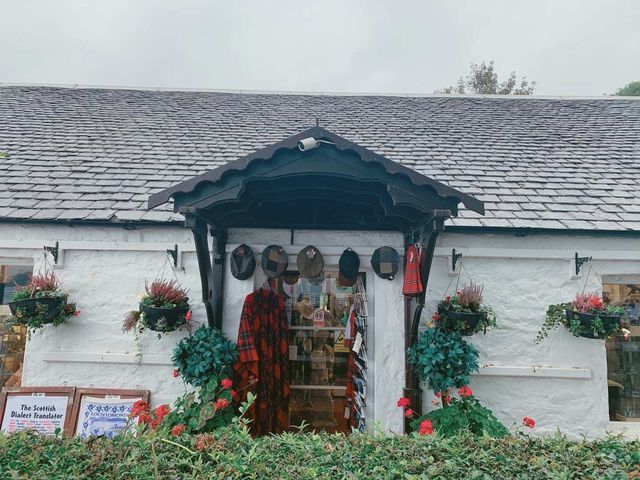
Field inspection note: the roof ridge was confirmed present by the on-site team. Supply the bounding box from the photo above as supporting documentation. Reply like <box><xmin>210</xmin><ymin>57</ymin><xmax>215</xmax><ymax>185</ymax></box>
<box><xmin>1</xmin><ymin>82</ymin><xmax>639</xmax><ymax>101</ymax></box>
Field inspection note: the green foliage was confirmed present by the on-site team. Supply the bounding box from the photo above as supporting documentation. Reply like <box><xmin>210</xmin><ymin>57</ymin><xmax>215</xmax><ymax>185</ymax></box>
<box><xmin>10</xmin><ymin>292</ymin><xmax>76</xmax><ymax>333</ymax></box>
<box><xmin>408</xmin><ymin>328</ymin><xmax>479</xmax><ymax>393</ymax></box>
<box><xmin>614</xmin><ymin>80</ymin><xmax>640</xmax><ymax>96</ymax></box>
<box><xmin>172</xmin><ymin>325</ymin><xmax>238</xmax><ymax>387</ymax></box>
<box><xmin>438</xmin><ymin>61</ymin><xmax>536</xmax><ymax>95</ymax></box>
<box><xmin>1</xmin><ymin>429</ymin><xmax>638</xmax><ymax>479</ymax></box>
<box><xmin>411</xmin><ymin>395</ymin><xmax>509</xmax><ymax>438</ymax></box>
<box><xmin>536</xmin><ymin>303</ymin><xmax>624</xmax><ymax>343</ymax></box>
<box><xmin>161</xmin><ymin>379</ymin><xmax>235</xmax><ymax>435</ymax></box>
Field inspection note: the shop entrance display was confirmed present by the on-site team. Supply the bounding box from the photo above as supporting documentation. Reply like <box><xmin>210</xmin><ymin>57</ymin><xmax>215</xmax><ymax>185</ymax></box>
<box><xmin>283</xmin><ymin>270</ymin><xmax>367</xmax><ymax>433</ymax></box>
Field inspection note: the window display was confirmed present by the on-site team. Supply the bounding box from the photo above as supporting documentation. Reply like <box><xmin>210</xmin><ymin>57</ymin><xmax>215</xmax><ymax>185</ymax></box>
<box><xmin>603</xmin><ymin>281</ymin><xmax>640</xmax><ymax>422</ymax></box>
<box><xmin>280</xmin><ymin>271</ymin><xmax>366</xmax><ymax>433</ymax></box>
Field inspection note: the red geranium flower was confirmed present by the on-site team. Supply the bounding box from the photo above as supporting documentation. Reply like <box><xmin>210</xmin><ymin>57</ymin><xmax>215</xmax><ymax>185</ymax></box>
<box><xmin>443</xmin><ymin>395</ymin><xmax>451</xmax><ymax>405</ymax></box>
<box><xmin>185</xmin><ymin>310</ymin><xmax>193</xmax><ymax>321</ymax></box>
<box><xmin>73</xmin><ymin>309</ymin><xmax>81</xmax><ymax>317</ymax></box>
<box><xmin>432</xmin><ymin>313</ymin><xmax>441</xmax><ymax>321</ymax></box>
<box><xmin>434</xmin><ymin>392</ymin><xmax>442</xmax><ymax>398</ymax></box>
<box><xmin>457</xmin><ymin>386</ymin><xmax>473</xmax><ymax>397</ymax></box>
<box><xmin>171</xmin><ymin>424</ymin><xmax>186</xmax><ymax>436</ymax></box>
<box><xmin>418</xmin><ymin>419</ymin><xmax>434</xmax><ymax>436</ymax></box>
<box><xmin>396</xmin><ymin>397</ymin><xmax>411</xmax><ymax>408</ymax></box>
<box><xmin>172</xmin><ymin>369</ymin><xmax>180</xmax><ymax>378</ymax></box>
<box><xmin>214</xmin><ymin>398</ymin><xmax>229</xmax><ymax>409</ymax></box>
<box><xmin>221</xmin><ymin>378</ymin><xmax>233</xmax><ymax>389</ymax></box>
<box><xmin>137</xmin><ymin>413</ymin><xmax>152</xmax><ymax>425</ymax></box>
<box><xmin>522</xmin><ymin>416</ymin><xmax>535</xmax><ymax>429</ymax></box>
<box><xmin>155</xmin><ymin>404</ymin><xmax>170</xmax><ymax>419</ymax></box>
<box><xmin>404</xmin><ymin>409</ymin><xmax>414</xmax><ymax>418</ymax></box>
<box><xmin>231</xmin><ymin>389</ymin><xmax>239</xmax><ymax>400</ymax></box>
<box><xmin>129</xmin><ymin>400</ymin><xmax>150</xmax><ymax>418</ymax></box>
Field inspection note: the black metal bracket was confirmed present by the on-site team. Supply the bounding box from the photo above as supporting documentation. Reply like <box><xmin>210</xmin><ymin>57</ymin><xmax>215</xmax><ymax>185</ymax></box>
<box><xmin>452</xmin><ymin>248</ymin><xmax>463</xmax><ymax>272</ymax></box>
<box><xmin>44</xmin><ymin>241</ymin><xmax>59</xmax><ymax>264</ymax></box>
<box><xmin>167</xmin><ymin>244</ymin><xmax>178</xmax><ymax>268</ymax></box>
<box><xmin>575</xmin><ymin>252</ymin><xmax>592</xmax><ymax>276</ymax></box>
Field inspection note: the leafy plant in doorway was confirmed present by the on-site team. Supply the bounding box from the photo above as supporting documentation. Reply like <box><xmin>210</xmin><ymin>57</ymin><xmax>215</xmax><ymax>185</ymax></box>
<box><xmin>8</xmin><ymin>272</ymin><xmax>78</xmax><ymax>333</ymax></box>
<box><xmin>536</xmin><ymin>292</ymin><xmax>624</xmax><ymax>343</ymax></box>
<box><xmin>123</xmin><ymin>280</ymin><xmax>193</xmax><ymax>336</ymax></box>
<box><xmin>171</xmin><ymin>325</ymin><xmax>239</xmax><ymax>387</ymax></box>
<box><xmin>408</xmin><ymin>327</ymin><xmax>479</xmax><ymax>393</ymax></box>
<box><xmin>434</xmin><ymin>283</ymin><xmax>496</xmax><ymax>335</ymax></box>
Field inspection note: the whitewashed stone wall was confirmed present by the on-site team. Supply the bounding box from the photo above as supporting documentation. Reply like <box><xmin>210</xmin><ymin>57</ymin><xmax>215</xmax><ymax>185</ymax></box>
<box><xmin>1</xmin><ymin>222</ymin><xmax>638</xmax><ymax>437</ymax></box>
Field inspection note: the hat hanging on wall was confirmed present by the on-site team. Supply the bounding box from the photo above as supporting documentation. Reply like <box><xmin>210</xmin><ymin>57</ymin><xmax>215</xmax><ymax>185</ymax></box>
<box><xmin>338</xmin><ymin>248</ymin><xmax>360</xmax><ymax>287</ymax></box>
<box><xmin>282</xmin><ymin>271</ymin><xmax>300</xmax><ymax>286</ymax></box>
<box><xmin>261</xmin><ymin>245</ymin><xmax>288</xmax><ymax>278</ymax></box>
<box><xmin>371</xmin><ymin>246</ymin><xmax>400</xmax><ymax>280</ymax></box>
<box><xmin>230</xmin><ymin>244</ymin><xmax>255</xmax><ymax>280</ymax></box>
<box><xmin>296</xmin><ymin>245</ymin><xmax>324</xmax><ymax>279</ymax></box>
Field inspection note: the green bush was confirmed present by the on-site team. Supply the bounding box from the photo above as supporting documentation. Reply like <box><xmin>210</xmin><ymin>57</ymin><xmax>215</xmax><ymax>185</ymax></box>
<box><xmin>408</xmin><ymin>327</ymin><xmax>479</xmax><ymax>393</ymax></box>
<box><xmin>0</xmin><ymin>429</ymin><xmax>638</xmax><ymax>479</ymax></box>
<box><xmin>172</xmin><ymin>325</ymin><xmax>238</xmax><ymax>387</ymax></box>
<box><xmin>410</xmin><ymin>394</ymin><xmax>509</xmax><ymax>438</ymax></box>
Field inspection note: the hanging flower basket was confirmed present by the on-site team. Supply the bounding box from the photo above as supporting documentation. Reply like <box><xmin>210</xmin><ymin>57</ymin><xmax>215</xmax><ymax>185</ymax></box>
<box><xmin>435</xmin><ymin>283</ymin><xmax>496</xmax><ymax>336</ymax></box>
<box><xmin>8</xmin><ymin>272</ymin><xmax>77</xmax><ymax>332</ymax></box>
<box><xmin>9</xmin><ymin>296</ymin><xmax>68</xmax><ymax>324</ymax></box>
<box><xmin>536</xmin><ymin>292</ymin><xmax>623</xmax><ymax>343</ymax></box>
<box><xmin>441</xmin><ymin>311</ymin><xmax>486</xmax><ymax>335</ymax></box>
<box><xmin>139</xmin><ymin>303</ymin><xmax>190</xmax><ymax>332</ymax></box>
<box><xmin>123</xmin><ymin>280</ymin><xmax>192</xmax><ymax>335</ymax></box>
<box><xmin>564</xmin><ymin>309</ymin><xmax>621</xmax><ymax>339</ymax></box>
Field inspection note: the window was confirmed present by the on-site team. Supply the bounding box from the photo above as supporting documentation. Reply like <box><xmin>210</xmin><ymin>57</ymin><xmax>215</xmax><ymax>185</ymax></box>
<box><xmin>604</xmin><ymin>279</ymin><xmax>640</xmax><ymax>422</ymax></box>
<box><xmin>0</xmin><ymin>263</ymin><xmax>32</xmax><ymax>387</ymax></box>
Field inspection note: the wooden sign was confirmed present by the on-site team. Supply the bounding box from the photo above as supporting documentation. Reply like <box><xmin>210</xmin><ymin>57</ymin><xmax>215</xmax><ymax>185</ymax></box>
<box><xmin>70</xmin><ymin>388</ymin><xmax>150</xmax><ymax>438</ymax></box>
<box><xmin>0</xmin><ymin>387</ymin><xmax>76</xmax><ymax>436</ymax></box>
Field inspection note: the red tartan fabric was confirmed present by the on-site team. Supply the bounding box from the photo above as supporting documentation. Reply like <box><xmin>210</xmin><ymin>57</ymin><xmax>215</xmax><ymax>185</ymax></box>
<box><xmin>402</xmin><ymin>244</ymin><xmax>423</xmax><ymax>295</ymax></box>
<box><xmin>234</xmin><ymin>287</ymin><xmax>290</xmax><ymax>435</ymax></box>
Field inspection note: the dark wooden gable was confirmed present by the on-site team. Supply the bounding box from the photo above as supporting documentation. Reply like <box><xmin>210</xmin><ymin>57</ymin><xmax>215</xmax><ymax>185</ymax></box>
<box><xmin>148</xmin><ymin>126</ymin><xmax>484</xmax><ymax>231</ymax></box>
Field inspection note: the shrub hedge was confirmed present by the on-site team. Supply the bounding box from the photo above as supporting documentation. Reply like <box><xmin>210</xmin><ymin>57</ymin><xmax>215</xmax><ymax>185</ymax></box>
<box><xmin>1</xmin><ymin>429</ymin><xmax>638</xmax><ymax>479</ymax></box>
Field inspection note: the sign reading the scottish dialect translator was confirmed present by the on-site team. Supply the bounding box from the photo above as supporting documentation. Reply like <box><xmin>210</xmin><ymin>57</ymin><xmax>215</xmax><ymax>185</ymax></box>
<box><xmin>1</xmin><ymin>393</ymin><xmax>70</xmax><ymax>435</ymax></box>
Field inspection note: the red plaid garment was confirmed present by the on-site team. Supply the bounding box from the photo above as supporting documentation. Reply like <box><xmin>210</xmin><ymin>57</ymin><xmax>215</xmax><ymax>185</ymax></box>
<box><xmin>234</xmin><ymin>287</ymin><xmax>290</xmax><ymax>435</ymax></box>
<box><xmin>402</xmin><ymin>244</ymin><xmax>423</xmax><ymax>296</ymax></box>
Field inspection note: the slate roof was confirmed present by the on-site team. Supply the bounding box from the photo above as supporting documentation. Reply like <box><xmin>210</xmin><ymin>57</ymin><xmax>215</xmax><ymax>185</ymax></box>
<box><xmin>1</xmin><ymin>85</ymin><xmax>639</xmax><ymax>231</ymax></box>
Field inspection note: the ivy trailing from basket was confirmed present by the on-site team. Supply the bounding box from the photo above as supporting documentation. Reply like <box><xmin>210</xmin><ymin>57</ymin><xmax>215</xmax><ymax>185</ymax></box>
<box><xmin>172</xmin><ymin>325</ymin><xmax>239</xmax><ymax>387</ymax></box>
<box><xmin>8</xmin><ymin>272</ymin><xmax>78</xmax><ymax>333</ymax></box>
<box><xmin>535</xmin><ymin>292</ymin><xmax>624</xmax><ymax>343</ymax></box>
<box><xmin>123</xmin><ymin>280</ymin><xmax>193</xmax><ymax>337</ymax></box>
<box><xmin>434</xmin><ymin>283</ymin><xmax>496</xmax><ymax>336</ymax></box>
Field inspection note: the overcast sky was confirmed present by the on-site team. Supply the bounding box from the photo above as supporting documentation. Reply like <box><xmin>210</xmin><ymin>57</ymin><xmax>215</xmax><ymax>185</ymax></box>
<box><xmin>1</xmin><ymin>0</ymin><xmax>638</xmax><ymax>96</ymax></box>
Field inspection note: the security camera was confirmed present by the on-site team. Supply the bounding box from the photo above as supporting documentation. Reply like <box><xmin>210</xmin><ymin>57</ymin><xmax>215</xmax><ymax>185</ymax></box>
<box><xmin>298</xmin><ymin>137</ymin><xmax>319</xmax><ymax>151</ymax></box>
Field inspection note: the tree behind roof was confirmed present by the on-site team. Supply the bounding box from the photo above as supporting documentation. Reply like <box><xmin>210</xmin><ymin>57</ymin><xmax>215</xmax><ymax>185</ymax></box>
<box><xmin>438</xmin><ymin>61</ymin><xmax>536</xmax><ymax>95</ymax></box>
<box><xmin>614</xmin><ymin>81</ymin><xmax>640</xmax><ymax>96</ymax></box>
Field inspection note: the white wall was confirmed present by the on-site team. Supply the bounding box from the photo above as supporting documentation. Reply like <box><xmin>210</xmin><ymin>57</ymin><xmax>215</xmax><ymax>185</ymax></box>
<box><xmin>426</xmin><ymin>232</ymin><xmax>640</xmax><ymax>438</ymax></box>
<box><xmin>2</xmin><ymin>222</ymin><xmax>638</xmax><ymax>437</ymax></box>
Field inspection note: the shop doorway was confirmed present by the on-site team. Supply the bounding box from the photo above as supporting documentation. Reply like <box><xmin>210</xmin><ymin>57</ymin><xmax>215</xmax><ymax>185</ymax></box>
<box><xmin>260</xmin><ymin>270</ymin><xmax>368</xmax><ymax>433</ymax></box>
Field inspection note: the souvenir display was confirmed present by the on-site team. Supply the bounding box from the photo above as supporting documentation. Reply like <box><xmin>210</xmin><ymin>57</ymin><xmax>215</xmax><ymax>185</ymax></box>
<box><xmin>371</xmin><ymin>246</ymin><xmax>400</xmax><ymax>280</ymax></box>
<box><xmin>0</xmin><ymin>387</ymin><xmax>76</xmax><ymax>436</ymax></box>
<box><xmin>261</xmin><ymin>245</ymin><xmax>288</xmax><ymax>278</ymax></box>
<box><xmin>402</xmin><ymin>243</ymin><xmax>423</xmax><ymax>295</ymax></box>
<box><xmin>230</xmin><ymin>244</ymin><xmax>255</xmax><ymax>280</ymax></box>
<box><xmin>344</xmin><ymin>276</ymin><xmax>368</xmax><ymax>431</ymax></box>
<box><xmin>296</xmin><ymin>245</ymin><xmax>324</xmax><ymax>279</ymax></box>
<box><xmin>338</xmin><ymin>248</ymin><xmax>360</xmax><ymax>287</ymax></box>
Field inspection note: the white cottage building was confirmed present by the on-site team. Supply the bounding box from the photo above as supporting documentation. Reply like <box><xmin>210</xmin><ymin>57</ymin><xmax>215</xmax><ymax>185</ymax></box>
<box><xmin>0</xmin><ymin>86</ymin><xmax>639</xmax><ymax>438</ymax></box>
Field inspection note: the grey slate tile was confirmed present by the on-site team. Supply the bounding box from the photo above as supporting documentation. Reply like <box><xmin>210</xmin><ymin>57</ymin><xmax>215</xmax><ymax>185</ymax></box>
<box><xmin>0</xmin><ymin>86</ymin><xmax>639</xmax><ymax>232</ymax></box>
